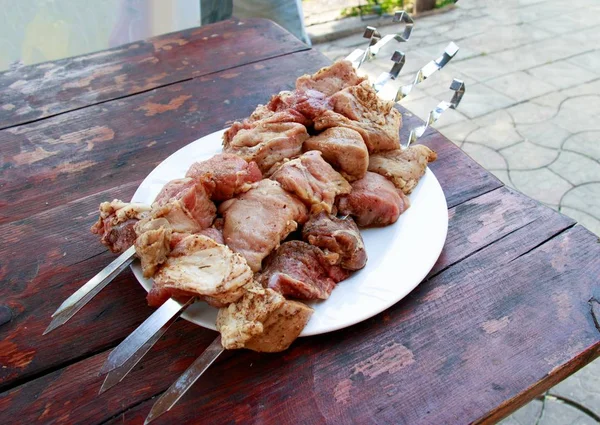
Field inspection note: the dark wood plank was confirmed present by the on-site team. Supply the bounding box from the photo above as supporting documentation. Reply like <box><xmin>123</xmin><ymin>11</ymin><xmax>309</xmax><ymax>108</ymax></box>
<box><xmin>1</xmin><ymin>188</ymin><xmax>589</xmax><ymax>425</ymax></box>
<box><xmin>0</xmin><ymin>49</ymin><xmax>330</xmax><ymax>225</ymax></box>
<box><xmin>105</xmin><ymin>226</ymin><xmax>598</xmax><ymax>425</ymax></box>
<box><xmin>0</xmin><ymin>18</ymin><xmax>308</xmax><ymax>129</ymax></box>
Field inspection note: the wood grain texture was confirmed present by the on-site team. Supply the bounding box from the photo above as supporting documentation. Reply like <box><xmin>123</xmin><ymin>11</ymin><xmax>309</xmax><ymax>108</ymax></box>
<box><xmin>2</xmin><ymin>187</ymin><xmax>596</xmax><ymax>425</ymax></box>
<box><xmin>0</xmin><ymin>49</ymin><xmax>329</xmax><ymax>225</ymax></box>
<box><xmin>0</xmin><ymin>18</ymin><xmax>308</xmax><ymax>129</ymax></box>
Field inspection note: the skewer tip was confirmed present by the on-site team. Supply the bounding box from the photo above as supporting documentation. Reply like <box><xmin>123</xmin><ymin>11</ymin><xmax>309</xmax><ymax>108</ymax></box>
<box><xmin>43</xmin><ymin>317</ymin><xmax>63</xmax><ymax>335</ymax></box>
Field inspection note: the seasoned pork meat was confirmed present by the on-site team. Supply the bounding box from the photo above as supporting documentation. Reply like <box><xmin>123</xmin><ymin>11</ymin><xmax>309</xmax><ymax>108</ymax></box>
<box><xmin>270</xmin><ymin>151</ymin><xmax>351</xmax><ymax>214</ymax></box>
<box><xmin>337</xmin><ymin>172</ymin><xmax>410</xmax><ymax>227</ymax></box>
<box><xmin>314</xmin><ymin>81</ymin><xmax>402</xmax><ymax>152</ymax></box>
<box><xmin>216</xmin><ymin>281</ymin><xmax>313</xmax><ymax>352</ymax></box>
<box><xmin>257</xmin><ymin>241</ymin><xmax>349</xmax><ymax>300</ymax></box>
<box><xmin>185</xmin><ymin>153</ymin><xmax>262</xmax><ymax>201</ymax></box>
<box><xmin>223</xmin><ymin>122</ymin><xmax>309</xmax><ymax>173</ymax></box>
<box><xmin>134</xmin><ymin>217</ymin><xmax>173</xmax><ymax>278</ymax></box>
<box><xmin>303</xmin><ymin>127</ymin><xmax>368</xmax><ymax>182</ymax></box>
<box><xmin>265</xmin><ymin>89</ymin><xmax>332</xmax><ymax>124</ymax></box>
<box><xmin>149</xmin><ymin>234</ymin><xmax>253</xmax><ymax>308</ymax></box>
<box><xmin>296</xmin><ymin>60</ymin><xmax>367</xmax><ymax>96</ymax></box>
<box><xmin>152</xmin><ymin>178</ymin><xmax>216</xmax><ymax>232</ymax></box>
<box><xmin>91</xmin><ymin>200</ymin><xmax>151</xmax><ymax>253</ymax></box>
<box><xmin>302</xmin><ymin>212</ymin><xmax>367</xmax><ymax>271</ymax></box>
<box><xmin>368</xmin><ymin>145</ymin><xmax>437</xmax><ymax>194</ymax></box>
<box><xmin>219</xmin><ymin>180</ymin><xmax>308</xmax><ymax>272</ymax></box>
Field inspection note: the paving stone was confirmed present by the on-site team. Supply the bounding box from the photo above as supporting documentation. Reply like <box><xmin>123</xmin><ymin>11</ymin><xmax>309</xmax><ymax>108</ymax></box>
<box><xmin>510</xmin><ymin>168</ymin><xmax>572</xmax><ymax>204</ymax></box>
<box><xmin>467</xmin><ymin>111</ymin><xmax>522</xmax><ymax>150</ymax></box>
<box><xmin>500</xmin><ymin>140</ymin><xmax>559</xmax><ymax>170</ymax></box>
<box><xmin>455</xmin><ymin>83</ymin><xmax>515</xmax><ymax>118</ymax></box>
<box><xmin>506</xmin><ymin>101</ymin><xmax>557</xmax><ymax>124</ymax></box>
<box><xmin>539</xmin><ymin>396</ymin><xmax>599</xmax><ymax>425</ymax></box>
<box><xmin>527</xmin><ymin>62</ymin><xmax>598</xmax><ymax>90</ymax></box>
<box><xmin>455</xmin><ymin>54</ymin><xmax>513</xmax><ymax>82</ymax></box>
<box><xmin>549</xmin><ymin>151</ymin><xmax>600</xmax><ymax>185</ymax></box>
<box><xmin>568</xmin><ymin>51</ymin><xmax>600</xmax><ymax>74</ymax></box>
<box><xmin>562</xmin><ymin>132</ymin><xmax>600</xmax><ymax>161</ymax></box>
<box><xmin>554</xmin><ymin>103</ymin><xmax>600</xmax><ymax>134</ymax></box>
<box><xmin>560</xmin><ymin>183</ymin><xmax>600</xmax><ymax>220</ymax></box>
<box><xmin>490</xmin><ymin>170</ymin><xmax>514</xmax><ymax>188</ymax></box>
<box><xmin>516</xmin><ymin>121</ymin><xmax>571</xmax><ymax>149</ymax></box>
<box><xmin>462</xmin><ymin>142</ymin><xmax>508</xmax><ymax>170</ymax></box>
<box><xmin>486</xmin><ymin>71</ymin><xmax>555</xmax><ymax>102</ymax></box>
<box><xmin>560</xmin><ymin>207</ymin><xmax>600</xmax><ymax>236</ymax></box>
<box><xmin>549</xmin><ymin>355</ymin><xmax>600</xmax><ymax>417</ymax></box>
<box><xmin>436</xmin><ymin>119</ymin><xmax>479</xmax><ymax>145</ymax></box>
<box><xmin>498</xmin><ymin>398</ymin><xmax>544</xmax><ymax>425</ymax></box>
<box><xmin>568</xmin><ymin>79</ymin><xmax>600</xmax><ymax>97</ymax></box>
<box><xmin>398</xmin><ymin>95</ymin><xmax>468</xmax><ymax>128</ymax></box>
<box><xmin>556</xmin><ymin>95</ymin><xmax>600</xmax><ymax>119</ymax></box>
<box><xmin>460</xmin><ymin>23</ymin><xmax>552</xmax><ymax>55</ymax></box>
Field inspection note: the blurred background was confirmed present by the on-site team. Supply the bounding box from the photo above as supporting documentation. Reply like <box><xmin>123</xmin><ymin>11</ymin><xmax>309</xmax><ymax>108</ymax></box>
<box><xmin>1</xmin><ymin>1</ymin><xmax>598</xmax><ymax>423</ymax></box>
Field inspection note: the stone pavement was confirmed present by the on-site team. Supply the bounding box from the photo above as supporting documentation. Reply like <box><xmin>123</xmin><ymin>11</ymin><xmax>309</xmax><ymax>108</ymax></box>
<box><xmin>313</xmin><ymin>0</ymin><xmax>600</xmax><ymax>423</ymax></box>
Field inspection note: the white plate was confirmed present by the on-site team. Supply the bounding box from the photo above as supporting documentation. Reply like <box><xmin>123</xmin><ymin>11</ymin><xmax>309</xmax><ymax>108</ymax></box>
<box><xmin>131</xmin><ymin>129</ymin><xmax>448</xmax><ymax>336</ymax></box>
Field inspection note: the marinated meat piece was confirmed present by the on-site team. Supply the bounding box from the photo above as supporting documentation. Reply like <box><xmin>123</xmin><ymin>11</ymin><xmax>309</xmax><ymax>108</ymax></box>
<box><xmin>219</xmin><ymin>180</ymin><xmax>308</xmax><ymax>272</ymax></box>
<box><xmin>302</xmin><ymin>212</ymin><xmax>367</xmax><ymax>271</ymax></box>
<box><xmin>266</xmin><ymin>89</ymin><xmax>332</xmax><ymax>124</ymax></box>
<box><xmin>153</xmin><ymin>178</ymin><xmax>216</xmax><ymax>232</ymax></box>
<box><xmin>185</xmin><ymin>153</ymin><xmax>262</xmax><ymax>201</ymax></box>
<box><xmin>149</xmin><ymin>234</ymin><xmax>253</xmax><ymax>308</ymax></box>
<box><xmin>303</xmin><ymin>127</ymin><xmax>368</xmax><ymax>181</ymax></box>
<box><xmin>270</xmin><ymin>151</ymin><xmax>351</xmax><ymax>214</ymax></box>
<box><xmin>134</xmin><ymin>217</ymin><xmax>173</xmax><ymax>278</ymax></box>
<box><xmin>223</xmin><ymin>122</ymin><xmax>309</xmax><ymax>173</ymax></box>
<box><xmin>296</xmin><ymin>60</ymin><xmax>367</xmax><ymax>96</ymax></box>
<box><xmin>314</xmin><ymin>81</ymin><xmax>402</xmax><ymax>152</ymax></box>
<box><xmin>368</xmin><ymin>145</ymin><xmax>437</xmax><ymax>194</ymax></box>
<box><xmin>223</xmin><ymin>106</ymin><xmax>309</xmax><ymax>143</ymax></box>
<box><xmin>256</xmin><ymin>241</ymin><xmax>349</xmax><ymax>300</ymax></box>
<box><xmin>217</xmin><ymin>281</ymin><xmax>313</xmax><ymax>352</ymax></box>
<box><xmin>198</xmin><ymin>227</ymin><xmax>224</xmax><ymax>245</ymax></box>
<box><xmin>337</xmin><ymin>172</ymin><xmax>410</xmax><ymax>227</ymax></box>
<box><xmin>91</xmin><ymin>200</ymin><xmax>151</xmax><ymax>253</ymax></box>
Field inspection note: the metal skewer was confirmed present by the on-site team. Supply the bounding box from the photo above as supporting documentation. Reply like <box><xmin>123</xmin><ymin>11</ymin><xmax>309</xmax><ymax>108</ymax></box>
<box><xmin>100</xmin><ymin>297</ymin><xmax>196</xmax><ymax>374</ymax></box>
<box><xmin>99</xmin><ymin>302</ymin><xmax>183</xmax><ymax>393</ymax></box>
<box><xmin>405</xmin><ymin>78</ymin><xmax>466</xmax><ymax>148</ymax></box>
<box><xmin>395</xmin><ymin>42</ymin><xmax>459</xmax><ymax>102</ymax></box>
<box><xmin>44</xmin><ymin>246</ymin><xmax>137</xmax><ymax>335</ymax></box>
<box><xmin>144</xmin><ymin>335</ymin><xmax>225</xmax><ymax>425</ymax></box>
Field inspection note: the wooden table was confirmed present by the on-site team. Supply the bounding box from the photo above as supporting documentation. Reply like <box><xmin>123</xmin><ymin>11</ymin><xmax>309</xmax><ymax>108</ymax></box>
<box><xmin>0</xmin><ymin>19</ymin><xmax>598</xmax><ymax>425</ymax></box>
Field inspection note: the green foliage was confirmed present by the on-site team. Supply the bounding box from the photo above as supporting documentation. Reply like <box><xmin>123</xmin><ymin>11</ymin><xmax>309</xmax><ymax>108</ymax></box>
<box><xmin>341</xmin><ymin>0</ymin><xmax>452</xmax><ymax>17</ymax></box>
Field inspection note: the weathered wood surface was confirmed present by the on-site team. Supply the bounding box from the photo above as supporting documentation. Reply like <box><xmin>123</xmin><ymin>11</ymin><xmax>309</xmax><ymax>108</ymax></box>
<box><xmin>0</xmin><ymin>19</ymin><xmax>598</xmax><ymax>425</ymax></box>
<box><xmin>0</xmin><ymin>18</ymin><xmax>308</xmax><ymax>130</ymax></box>
<box><xmin>1</xmin><ymin>189</ymin><xmax>597</xmax><ymax>425</ymax></box>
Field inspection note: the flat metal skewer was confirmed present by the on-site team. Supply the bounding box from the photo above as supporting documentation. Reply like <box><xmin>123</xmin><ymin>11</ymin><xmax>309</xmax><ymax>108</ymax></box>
<box><xmin>44</xmin><ymin>246</ymin><xmax>137</xmax><ymax>335</ymax></box>
<box><xmin>100</xmin><ymin>297</ymin><xmax>196</xmax><ymax>374</ymax></box>
<box><xmin>99</xmin><ymin>303</ymin><xmax>182</xmax><ymax>394</ymax></box>
<box><xmin>395</xmin><ymin>41</ymin><xmax>459</xmax><ymax>102</ymax></box>
<box><xmin>144</xmin><ymin>335</ymin><xmax>225</xmax><ymax>425</ymax></box>
<box><xmin>405</xmin><ymin>78</ymin><xmax>466</xmax><ymax>148</ymax></box>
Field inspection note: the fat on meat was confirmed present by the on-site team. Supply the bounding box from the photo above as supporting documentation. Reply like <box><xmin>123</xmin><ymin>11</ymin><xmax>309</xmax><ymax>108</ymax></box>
<box><xmin>295</xmin><ymin>60</ymin><xmax>367</xmax><ymax>96</ymax></box>
<box><xmin>270</xmin><ymin>150</ymin><xmax>351</xmax><ymax>214</ymax></box>
<box><xmin>337</xmin><ymin>171</ymin><xmax>410</xmax><ymax>227</ymax></box>
<box><xmin>303</xmin><ymin>127</ymin><xmax>368</xmax><ymax>182</ymax></box>
<box><xmin>148</xmin><ymin>234</ymin><xmax>253</xmax><ymax>308</ymax></box>
<box><xmin>90</xmin><ymin>200</ymin><xmax>151</xmax><ymax>253</ymax></box>
<box><xmin>256</xmin><ymin>241</ymin><xmax>349</xmax><ymax>300</ymax></box>
<box><xmin>222</xmin><ymin>122</ymin><xmax>309</xmax><ymax>173</ymax></box>
<box><xmin>314</xmin><ymin>81</ymin><xmax>402</xmax><ymax>152</ymax></box>
<box><xmin>302</xmin><ymin>212</ymin><xmax>367</xmax><ymax>271</ymax></box>
<box><xmin>368</xmin><ymin>145</ymin><xmax>437</xmax><ymax>194</ymax></box>
<box><xmin>219</xmin><ymin>180</ymin><xmax>308</xmax><ymax>272</ymax></box>
<box><xmin>185</xmin><ymin>153</ymin><xmax>262</xmax><ymax>201</ymax></box>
